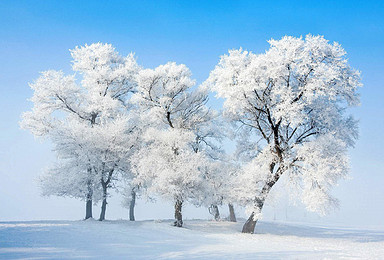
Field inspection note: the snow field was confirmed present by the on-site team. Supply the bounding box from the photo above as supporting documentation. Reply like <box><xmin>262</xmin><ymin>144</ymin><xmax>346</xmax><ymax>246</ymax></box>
<box><xmin>1</xmin><ymin>219</ymin><xmax>383</xmax><ymax>259</ymax></box>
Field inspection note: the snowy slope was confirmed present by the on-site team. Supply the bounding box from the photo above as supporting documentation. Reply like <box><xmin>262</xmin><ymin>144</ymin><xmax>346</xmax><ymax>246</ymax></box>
<box><xmin>0</xmin><ymin>219</ymin><xmax>383</xmax><ymax>259</ymax></box>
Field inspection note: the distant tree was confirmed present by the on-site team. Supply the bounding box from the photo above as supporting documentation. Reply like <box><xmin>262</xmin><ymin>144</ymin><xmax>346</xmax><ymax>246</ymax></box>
<box><xmin>189</xmin><ymin>105</ymin><xmax>227</xmax><ymax>221</ymax></box>
<box><xmin>121</xmin><ymin>182</ymin><xmax>139</xmax><ymax>221</ymax></box>
<box><xmin>206</xmin><ymin>35</ymin><xmax>362</xmax><ymax>233</ymax></box>
<box><xmin>200</xmin><ymin>156</ymin><xmax>240</xmax><ymax>222</ymax></box>
<box><xmin>131</xmin><ymin>62</ymin><xmax>217</xmax><ymax>227</ymax></box>
<box><xmin>21</xmin><ymin>43</ymin><xmax>140</xmax><ymax>220</ymax></box>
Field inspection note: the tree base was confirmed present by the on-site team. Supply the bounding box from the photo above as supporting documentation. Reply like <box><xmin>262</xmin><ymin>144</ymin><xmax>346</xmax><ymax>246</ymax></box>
<box><xmin>173</xmin><ymin>220</ymin><xmax>183</xmax><ymax>227</ymax></box>
<box><xmin>241</xmin><ymin>212</ymin><xmax>257</xmax><ymax>234</ymax></box>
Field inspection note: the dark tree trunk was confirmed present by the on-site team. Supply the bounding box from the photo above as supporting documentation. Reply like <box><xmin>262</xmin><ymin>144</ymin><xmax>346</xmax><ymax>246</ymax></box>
<box><xmin>99</xmin><ymin>169</ymin><xmax>113</xmax><ymax>221</ymax></box>
<box><xmin>99</xmin><ymin>183</ymin><xmax>107</xmax><ymax>221</ymax></box>
<box><xmin>242</xmin><ymin>199</ymin><xmax>265</xmax><ymax>234</ymax></box>
<box><xmin>174</xmin><ymin>199</ymin><xmax>183</xmax><ymax>227</ymax></box>
<box><xmin>242</xmin><ymin>212</ymin><xmax>258</xmax><ymax>234</ymax></box>
<box><xmin>242</xmin><ymin>162</ymin><xmax>281</xmax><ymax>233</ymax></box>
<box><xmin>129</xmin><ymin>189</ymin><xmax>136</xmax><ymax>221</ymax></box>
<box><xmin>228</xmin><ymin>203</ymin><xmax>236</xmax><ymax>222</ymax></box>
<box><xmin>85</xmin><ymin>199</ymin><xmax>92</xmax><ymax>219</ymax></box>
<box><xmin>213</xmin><ymin>205</ymin><xmax>220</xmax><ymax>221</ymax></box>
<box><xmin>85</xmin><ymin>178</ymin><xmax>93</xmax><ymax>220</ymax></box>
<box><xmin>209</xmin><ymin>205</ymin><xmax>220</xmax><ymax>221</ymax></box>
<box><xmin>99</xmin><ymin>197</ymin><xmax>107</xmax><ymax>221</ymax></box>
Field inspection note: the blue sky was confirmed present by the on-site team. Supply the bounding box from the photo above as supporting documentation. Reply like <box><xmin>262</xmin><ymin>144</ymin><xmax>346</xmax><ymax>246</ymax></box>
<box><xmin>0</xmin><ymin>0</ymin><xmax>383</xmax><ymax>226</ymax></box>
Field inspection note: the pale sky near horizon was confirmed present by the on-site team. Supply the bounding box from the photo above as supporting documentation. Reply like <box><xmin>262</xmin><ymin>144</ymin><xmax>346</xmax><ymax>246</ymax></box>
<box><xmin>0</xmin><ymin>0</ymin><xmax>383</xmax><ymax>228</ymax></box>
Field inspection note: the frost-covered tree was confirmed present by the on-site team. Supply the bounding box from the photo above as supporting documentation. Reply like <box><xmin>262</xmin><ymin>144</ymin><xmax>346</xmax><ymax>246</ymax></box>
<box><xmin>209</xmin><ymin>155</ymin><xmax>243</xmax><ymax>223</ymax></box>
<box><xmin>206</xmin><ymin>35</ymin><xmax>362</xmax><ymax>233</ymax></box>
<box><xmin>21</xmin><ymin>43</ymin><xmax>140</xmax><ymax>220</ymax></box>
<box><xmin>131</xmin><ymin>62</ymin><xmax>217</xmax><ymax>227</ymax></box>
<box><xmin>201</xmin><ymin>158</ymin><xmax>238</xmax><ymax>221</ymax></box>
<box><xmin>121</xmin><ymin>184</ymin><xmax>138</xmax><ymax>221</ymax></box>
<box><xmin>132</xmin><ymin>128</ymin><xmax>207</xmax><ymax>226</ymax></box>
<box><xmin>188</xmin><ymin>106</ymin><xmax>228</xmax><ymax>221</ymax></box>
<box><xmin>39</xmin><ymin>121</ymin><xmax>103</xmax><ymax>217</ymax></box>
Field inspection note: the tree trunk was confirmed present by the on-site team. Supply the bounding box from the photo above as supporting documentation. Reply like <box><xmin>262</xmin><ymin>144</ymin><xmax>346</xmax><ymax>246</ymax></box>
<box><xmin>99</xmin><ymin>169</ymin><xmax>113</xmax><ymax>221</ymax></box>
<box><xmin>242</xmin><ymin>199</ymin><xmax>264</xmax><ymax>234</ymax></box>
<box><xmin>85</xmin><ymin>199</ymin><xmax>92</xmax><ymax>219</ymax></box>
<box><xmin>99</xmin><ymin>198</ymin><xmax>107</xmax><ymax>221</ymax></box>
<box><xmin>228</xmin><ymin>204</ymin><xmax>236</xmax><ymax>222</ymax></box>
<box><xmin>213</xmin><ymin>205</ymin><xmax>220</xmax><ymax>221</ymax></box>
<box><xmin>242</xmin><ymin>212</ymin><xmax>257</xmax><ymax>233</ymax></box>
<box><xmin>85</xmin><ymin>178</ymin><xmax>93</xmax><ymax>220</ymax></box>
<box><xmin>242</xmin><ymin>162</ymin><xmax>281</xmax><ymax>233</ymax></box>
<box><xmin>99</xmin><ymin>183</ymin><xmax>107</xmax><ymax>221</ymax></box>
<box><xmin>174</xmin><ymin>199</ymin><xmax>183</xmax><ymax>227</ymax></box>
<box><xmin>129</xmin><ymin>189</ymin><xmax>136</xmax><ymax>221</ymax></box>
<box><xmin>209</xmin><ymin>205</ymin><xmax>220</xmax><ymax>221</ymax></box>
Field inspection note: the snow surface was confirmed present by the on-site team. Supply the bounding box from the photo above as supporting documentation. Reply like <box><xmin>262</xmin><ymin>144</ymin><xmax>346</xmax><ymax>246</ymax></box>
<box><xmin>1</xmin><ymin>219</ymin><xmax>383</xmax><ymax>259</ymax></box>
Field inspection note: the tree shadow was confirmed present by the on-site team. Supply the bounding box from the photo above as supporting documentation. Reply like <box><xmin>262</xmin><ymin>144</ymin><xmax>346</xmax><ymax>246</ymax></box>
<box><xmin>255</xmin><ymin>221</ymin><xmax>384</xmax><ymax>243</ymax></box>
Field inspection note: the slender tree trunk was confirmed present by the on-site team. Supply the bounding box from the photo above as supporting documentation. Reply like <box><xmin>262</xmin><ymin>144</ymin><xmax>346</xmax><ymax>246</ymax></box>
<box><xmin>174</xmin><ymin>199</ymin><xmax>183</xmax><ymax>227</ymax></box>
<box><xmin>209</xmin><ymin>205</ymin><xmax>220</xmax><ymax>221</ymax></box>
<box><xmin>228</xmin><ymin>203</ymin><xmax>236</xmax><ymax>222</ymax></box>
<box><xmin>213</xmin><ymin>205</ymin><xmax>220</xmax><ymax>221</ymax></box>
<box><xmin>99</xmin><ymin>183</ymin><xmax>107</xmax><ymax>221</ymax></box>
<box><xmin>129</xmin><ymin>189</ymin><xmax>136</xmax><ymax>221</ymax></box>
<box><xmin>85</xmin><ymin>178</ymin><xmax>93</xmax><ymax>219</ymax></box>
<box><xmin>99</xmin><ymin>169</ymin><xmax>113</xmax><ymax>221</ymax></box>
<box><xmin>99</xmin><ymin>197</ymin><xmax>107</xmax><ymax>221</ymax></box>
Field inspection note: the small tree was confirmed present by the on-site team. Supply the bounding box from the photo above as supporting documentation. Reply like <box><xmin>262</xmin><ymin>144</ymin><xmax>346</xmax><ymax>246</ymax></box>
<box><xmin>200</xmin><ymin>156</ymin><xmax>240</xmax><ymax>222</ymax></box>
<box><xmin>21</xmin><ymin>43</ymin><xmax>140</xmax><ymax>220</ymax></box>
<box><xmin>121</xmin><ymin>183</ymin><xmax>139</xmax><ymax>221</ymax></box>
<box><xmin>206</xmin><ymin>35</ymin><xmax>362</xmax><ymax>233</ymax></box>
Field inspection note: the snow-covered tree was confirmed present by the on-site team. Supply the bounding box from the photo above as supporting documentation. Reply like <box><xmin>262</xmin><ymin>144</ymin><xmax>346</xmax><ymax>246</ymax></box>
<box><xmin>205</xmin><ymin>35</ymin><xmax>362</xmax><ymax>233</ymax></box>
<box><xmin>200</xmin><ymin>158</ymin><xmax>238</xmax><ymax>221</ymax></box>
<box><xmin>188</xmin><ymin>105</ymin><xmax>229</xmax><ymax>221</ymax></box>
<box><xmin>131</xmin><ymin>62</ymin><xmax>217</xmax><ymax>227</ymax></box>
<box><xmin>132</xmin><ymin>128</ymin><xmax>207</xmax><ymax>226</ymax></box>
<box><xmin>21</xmin><ymin>43</ymin><xmax>140</xmax><ymax>220</ymax></box>
<box><xmin>121</xmin><ymin>183</ymin><xmax>138</xmax><ymax>221</ymax></box>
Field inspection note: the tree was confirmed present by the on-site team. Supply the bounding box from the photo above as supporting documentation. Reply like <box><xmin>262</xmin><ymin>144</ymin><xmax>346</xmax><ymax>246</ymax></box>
<box><xmin>21</xmin><ymin>43</ymin><xmax>140</xmax><ymax>220</ymax></box>
<box><xmin>121</xmin><ymin>182</ymin><xmax>139</xmax><ymax>221</ymax></box>
<box><xmin>188</xmin><ymin>102</ymin><xmax>227</xmax><ymax>221</ymax></box>
<box><xmin>132</xmin><ymin>128</ymin><xmax>207</xmax><ymax>227</ymax></box>
<box><xmin>201</xmin><ymin>157</ymin><xmax>239</xmax><ymax>222</ymax></box>
<box><xmin>131</xmin><ymin>62</ymin><xmax>216</xmax><ymax>227</ymax></box>
<box><xmin>205</xmin><ymin>35</ymin><xmax>362</xmax><ymax>233</ymax></box>
<box><xmin>39</xmin><ymin>159</ymin><xmax>102</xmax><ymax>219</ymax></box>
<box><xmin>39</xmin><ymin>120</ymin><xmax>103</xmax><ymax>219</ymax></box>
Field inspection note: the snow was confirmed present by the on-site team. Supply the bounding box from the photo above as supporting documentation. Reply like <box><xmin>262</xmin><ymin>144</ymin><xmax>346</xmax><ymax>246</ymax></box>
<box><xmin>1</xmin><ymin>219</ymin><xmax>383</xmax><ymax>259</ymax></box>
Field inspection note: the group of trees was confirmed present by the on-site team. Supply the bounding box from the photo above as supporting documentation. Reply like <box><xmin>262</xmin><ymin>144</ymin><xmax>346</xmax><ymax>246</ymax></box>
<box><xmin>21</xmin><ymin>35</ymin><xmax>361</xmax><ymax>234</ymax></box>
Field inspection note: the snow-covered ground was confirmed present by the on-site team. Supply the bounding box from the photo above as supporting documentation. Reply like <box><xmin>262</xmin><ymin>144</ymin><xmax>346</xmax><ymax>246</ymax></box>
<box><xmin>1</xmin><ymin>219</ymin><xmax>383</xmax><ymax>259</ymax></box>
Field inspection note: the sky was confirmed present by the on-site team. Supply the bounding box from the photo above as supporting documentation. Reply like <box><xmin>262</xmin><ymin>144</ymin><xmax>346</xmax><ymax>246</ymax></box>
<box><xmin>0</xmin><ymin>0</ymin><xmax>383</xmax><ymax>228</ymax></box>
